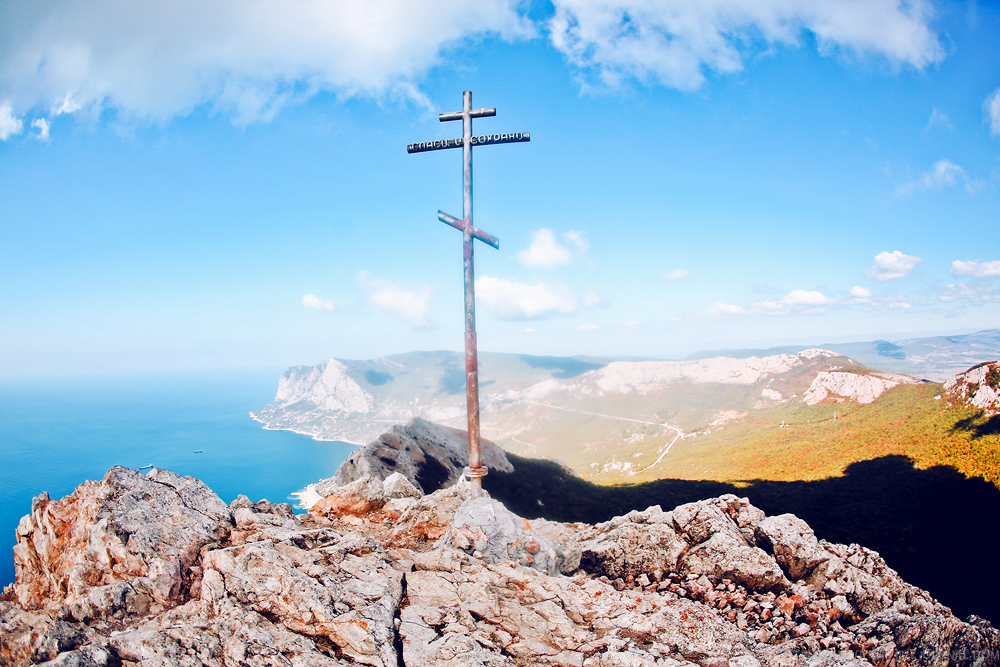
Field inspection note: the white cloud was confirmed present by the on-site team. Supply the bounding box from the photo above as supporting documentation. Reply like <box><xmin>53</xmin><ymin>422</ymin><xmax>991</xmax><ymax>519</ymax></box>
<box><xmin>476</xmin><ymin>276</ymin><xmax>578</xmax><ymax>320</ymax></box>
<box><xmin>985</xmin><ymin>88</ymin><xmax>1000</xmax><ymax>137</ymax></box>
<box><xmin>0</xmin><ymin>0</ymin><xmax>532</xmax><ymax>125</ymax></box>
<box><xmin>663</xmin><ymin>269</ymin><xmax>689</xmax><ymax>280</ymax></box>
<box><xmin>926</xmin><ymin>107</ymin><xmax>951</xmax><ymax>130</ymax></box>
<box><xmin>518</xmin><ymin>228</ymin><xmax>574</xmax><ymax>268</ymax></box>
<box><xmin>576</xmin><ymin>324</ymin><xmax>599</xmax><ymax>331</ymax></box>
<box><xmin>0</xmin><ymin>102</ymin><xmax>23</xmax><ymax>139</ymax></box>
<box><xmin>940</xmin><ymin>283</ymin><xmax>999</xmax><ymax>305</ymax></box>
<box><xmin>31</xmin><ymin>117</ymin><xmax>49</xmax><ymax>141</ymax></box>
<box><xmin>562</xmin><ymin>230</ymin><xmax>589</xmax><ymax>254</ymax></box>
<box><xmin>704</xmin><ymin>302</ymin><xmax>746</xmax><ymax>316</ymax></box>
<box><xmin>851</xmin><ymin>292</ymin><xmax>913</xmax><ymax>311</ymax></box>
<box><xmin>301</xmin><ymin>293</ymin><xmax>334</xmax><ymax>312</ymax></box>
<box><xmin>951</xmin><ymin>260</ymin><xmax>1000</xmax><ymax>278</ymax></box>
<box><xmin>753</xmin><ymin>289</ymin><xmax>831</xmax><ymax>315</ymax></box>
<box><xmin>849</xmin><ymin>285</ymin><xmax>872</xmax><ymax>298</ymax></box>
<box><xmin>704</xmin><ymin>289</ymin><xmax>833</xmax><ymax>317</ymax></box>
<box><xmin>864</xmin><ymin>250</ymin><xmax>922</xmax><ymax>281</ymax></box>
<box><xmin>920</xmin><ymin>159</ymin><xmax>964</xmax><ymax>188</ymax></box>
<box><xmin>357</xmin><ymin>270</ymin><xmax>433</xmax><ymax>328</ymax></box>
<box><xmin>549</xmin><ymin>0</ymin><xmax>943</xmax><ymax>92</ymax></box>
<box><xmin>896</xmin><ymin>159</ymin><xmax>967</xmax><ymax>195</ymax></box>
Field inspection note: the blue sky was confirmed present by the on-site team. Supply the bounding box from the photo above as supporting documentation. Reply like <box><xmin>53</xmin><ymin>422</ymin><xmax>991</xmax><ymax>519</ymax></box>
<box><xmin>1</xmin><ymin>0</ymin><xmax>998</xmax><ymax>377</ymax></box>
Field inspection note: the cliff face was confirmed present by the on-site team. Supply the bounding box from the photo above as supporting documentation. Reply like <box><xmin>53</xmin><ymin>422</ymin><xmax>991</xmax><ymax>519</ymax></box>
<box><xmin>3</xmin><ymin>459</ymin><xmax>998</xmax><ymax>667</ymax></box>
<box><xmin>250</xmin><ymin>350</ymin><xmax>909</xmax><ymax>449</ymax></box>
<box><xmin>944</xmin><ymin>361</ymin><xmax>1000</xmax><ymax>416</ymax></box>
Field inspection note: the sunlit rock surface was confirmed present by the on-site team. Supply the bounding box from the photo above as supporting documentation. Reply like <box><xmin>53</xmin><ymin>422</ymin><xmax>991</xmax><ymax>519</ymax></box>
<box><xmin>944</xmin><ymin>361</ymin><xmax>1000</xmax><ymax>416</ymax></box>
<box><xmin>3</xmin><ymin>456</ymin><xmax>998</xmax><ymax>667</ymax></box>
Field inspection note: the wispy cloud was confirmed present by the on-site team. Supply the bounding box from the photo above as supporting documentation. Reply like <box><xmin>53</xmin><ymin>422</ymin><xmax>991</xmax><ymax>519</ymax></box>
<box><xmin>896</xmin><ymin>159</ymin><xmax>966</xmax><ymax>195</ymax></box>
<box><xmin>576</xmin><ymin>324</ymin><xmax>599</xmax><ymax>331</ymax></box>
<box><xmin>662</xmin><ymin>269</ymin><xmax>689</xmax><ymax>280</ymax></box>
<box><xmin>926</xmin><ymin>107</ymin><xmax>951</xmax><ymax>130</ymax></box>
<box><xmin>702</xmin><ymin>286</ymin><xmax>911</xmax><ymax>317</ymax></box>
<box><xmin>0</xmin><ymin>102</ymin><xmax>23</xmax><ymax>140</ymax></box>
<box><xmin>562</xmin><ymin>230</ymin><xmax>589</xmax><ymax>254</ymax></box>
<box><xmin>847</xmin><ymin>286</ymin><xmax>911</xmax><ymax>310</ymax></box>
<box><xmin>864</xmin><ymin>250</ymin><xmax>922</xmax><ymax>281</ymax></box>
<box><xmin>549</xmin><ymin>0</ymin><xmax>943</xmax><ymax>92</ymax></box>
<box><xmin>357</xmin><ymin>270</ymin><xmax>433</xmax><ymax>328</ymax></box>
<box><xmin>985</xmin><ymin>88</ymin><xmax>1000</xmax><ymax>137</ymax></box>
<box><xmin>517</xmin><ymin>228</ymin><xmax>591</xmax><ymax>268</ymax></box>
<box><xmin>476</xmin><ymin>276</ymin><xmax>579</xmax><ymax>320</ymax></box>
<box><xmin>753</xmin><ymin>290</ymin><xmax>831</xmax><ymax>315</ymax></box>
<box><xmin>939</xmin><ymin>283</ymin><xmax>999</xmax><ymax>305</ymax></box>
<box><xmin>31</xmin><ymin>117</ymin><xmax>49</xmax><ymax>141</ymax></box>
<box><xmin>0</xmin><ymin>0</ymin><xmax>533</xmax><ymax>126</ymax></box>
<box><xmin>517</xmin><ymin>228</ymin><xmax>573</xmax><ymax>268</ymax></box>
<box><xmin>951</xmin><ymin>260</ymin><xmax>1000</xmax><ymax>278</ymax></box>
<box><xmin>704</xmin><ymin>302</ymin><xmax>746</xmax><ymax>316</ymax></box>
<box><xmin>301</xmin><ymin>294</ymin><xmax>334</xmax><ymax>312</ymax></box>
<box><xmin>0</xmin><ymin>0</ymin><xmax>946</xmax><ymax>132</ymax></box>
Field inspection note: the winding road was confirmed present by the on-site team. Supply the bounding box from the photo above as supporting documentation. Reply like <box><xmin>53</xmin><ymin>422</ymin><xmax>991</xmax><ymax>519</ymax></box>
<box><xmin>517</xmin><ymin>399</ymin><xmax>684</xmax><ymax>474</ymax></box>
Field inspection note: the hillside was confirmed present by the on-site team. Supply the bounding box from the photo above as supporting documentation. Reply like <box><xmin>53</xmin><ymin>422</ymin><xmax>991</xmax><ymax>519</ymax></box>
<box><xmin>252</xmin><ymin>339</ymin><xmax>1000</xmax><ymax>497</ymax></box>
<box><xmin>252</xmin><ymin>349</ymin><xmax>917</xmax><ymax>466</ymax></box>
<box><xmin>686</xmin><ymin>329</ymin><xmax>1000</xmax><ymax>382</ymax></box>
<box><xmin>609</xmin><ymin>382</ymin><xmax>1000</xmax><ymax>488</ymax></box>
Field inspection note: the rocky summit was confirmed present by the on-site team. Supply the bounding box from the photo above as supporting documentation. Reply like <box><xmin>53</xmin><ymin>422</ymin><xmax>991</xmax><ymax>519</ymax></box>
<box><xmin>3</xmin><ymin>457</ymin><xmax>999</xmax><ymax>667</ymax></box>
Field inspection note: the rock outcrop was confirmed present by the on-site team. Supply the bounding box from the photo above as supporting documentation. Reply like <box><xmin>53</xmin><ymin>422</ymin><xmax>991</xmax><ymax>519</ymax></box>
<box><xmin>3</xmin><ymin>463</ymin><xmax>998</xmax><ymax>667</ymax></box>
<box><xmin>802</xmin><ymin>371</ymin><xmax>918</xmax><ymax>406</ymax></box>
<box><xmin>944</xmin><ymin>361</ymin><xmax>1000</xmax><ymax>416</ymax></box>
<box><xmin>311</xmin><ymin>417</ymin><xmax>513</xmax><ymax>498</ymax></box>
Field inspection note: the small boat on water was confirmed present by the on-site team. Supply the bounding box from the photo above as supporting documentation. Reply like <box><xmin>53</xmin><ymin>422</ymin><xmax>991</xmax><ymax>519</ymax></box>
<box><xmin>194</xmin><ymin>450</ymin><xmax>203</xmax><ymax>453</ymax></box>
<box><xmin>139</xmin><ymin>465</ymin><xmax>153</xmax><ymax>470</ymax></box>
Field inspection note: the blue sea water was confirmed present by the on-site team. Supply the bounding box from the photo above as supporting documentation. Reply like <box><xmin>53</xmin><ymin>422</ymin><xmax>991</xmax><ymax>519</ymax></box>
<box><xmin>0</xmin><ymin>371</ymin><xmax>356</xmax><ymax>589</ymax></box>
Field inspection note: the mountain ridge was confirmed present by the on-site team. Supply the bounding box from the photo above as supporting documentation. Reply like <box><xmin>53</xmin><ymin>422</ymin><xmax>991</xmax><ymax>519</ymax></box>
<box><xmin>683</xmin><ymin>329</ymin><xmax>1000</xmax><ymax>382</ymax></box>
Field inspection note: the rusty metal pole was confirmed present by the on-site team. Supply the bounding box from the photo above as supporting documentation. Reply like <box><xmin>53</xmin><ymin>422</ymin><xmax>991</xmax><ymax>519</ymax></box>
<box><xmin>406</xmin><ymin>91</ymin><xmax>529</xmax><ymax>499</ymax></box>
<box><xmin>458</xmin><ymin>91</ymin><xmax>488</xmax><ymax>498</ymax></box>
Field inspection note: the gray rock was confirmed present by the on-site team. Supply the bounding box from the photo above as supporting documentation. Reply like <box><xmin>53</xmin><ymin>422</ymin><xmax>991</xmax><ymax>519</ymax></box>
<box><xmin>438</xmin><ymin>495</ymin><xmax>564</xmax><ymax>576</ymax></box>
<box><xmin>755</xmin><ymin>514</ymin><xmax>830</xmax><ymax>582</ymax></box>
<box><xmin>329</xmin><ymin>417</ymin><xmax>513</xmax><ymax>494</ymax></box>
<box><xmin>4</xmin><ymin>456</ymin><xmax>1000</xmax><ymax>667</ymax></box>
<box><xmin>13</xmin><ymin>466</ymin><xmax>233</xmax><ymax>620</ymax></box>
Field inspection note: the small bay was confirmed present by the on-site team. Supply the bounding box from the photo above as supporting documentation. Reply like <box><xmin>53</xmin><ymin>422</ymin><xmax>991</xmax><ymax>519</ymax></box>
<box><xmin>0</xmin><ymin>371</ymin><xmax>355</xmax><ymax>589</ymax></box>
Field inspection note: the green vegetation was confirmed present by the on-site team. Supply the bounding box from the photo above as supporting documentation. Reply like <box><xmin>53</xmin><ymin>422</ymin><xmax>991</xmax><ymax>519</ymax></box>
<box><xmin>602</xmin><ymin>382</ymin><xmax>999</xmax><ymax>489</ymax></box>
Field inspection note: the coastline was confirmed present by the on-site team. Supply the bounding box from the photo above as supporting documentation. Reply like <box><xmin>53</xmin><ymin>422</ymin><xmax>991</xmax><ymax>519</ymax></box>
<box><xmin>247</xmin><ymin>410</ymin><xmax>366</xmax><ymax>446</ymax></box>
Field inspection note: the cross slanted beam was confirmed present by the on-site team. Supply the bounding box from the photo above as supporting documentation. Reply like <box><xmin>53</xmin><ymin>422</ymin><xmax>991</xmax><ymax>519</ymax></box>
<box><xmin>408</xmin><ymin>90</ymin><xmax>529</xmax><ymax>498</ymax></box>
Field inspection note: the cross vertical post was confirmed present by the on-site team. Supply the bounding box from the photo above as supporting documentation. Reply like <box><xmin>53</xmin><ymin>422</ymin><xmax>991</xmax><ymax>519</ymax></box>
<box><xmin>407</xmin><ymin>91</ymin><xmax>529</xmax><ymax>498</ymax></box>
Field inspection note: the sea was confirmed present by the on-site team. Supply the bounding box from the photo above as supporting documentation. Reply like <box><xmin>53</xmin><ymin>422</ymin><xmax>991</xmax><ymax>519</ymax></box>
<box><xmin>0</xmin><ymin>371</ymin><xmax>357</xmax><ymax>589</ymax></box>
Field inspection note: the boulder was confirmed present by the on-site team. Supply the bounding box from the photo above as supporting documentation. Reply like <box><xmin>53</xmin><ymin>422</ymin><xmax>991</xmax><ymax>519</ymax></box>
<box><xmin>325</xmin><ymin>417</ymin><xmax>513</xmax><ymax>494</ymax></box>
<box><xmin>310</xmin><ymin>472</ymin><xmax>421</xmax><ymax>518</ymax></box>
<box><xmin>437</xmin><ymin>495</ymin><xmax>565</xmax><ymax>575</ymax></box>
<box><xmin>12</xmin><ymin>466</ymin><xmax>232</xmax><ymax>620</ymax></box>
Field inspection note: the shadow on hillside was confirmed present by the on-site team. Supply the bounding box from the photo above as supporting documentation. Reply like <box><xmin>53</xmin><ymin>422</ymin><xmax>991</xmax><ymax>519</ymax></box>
<box><xmin>483</xmin><ymin>454</ymin><xmax>1000</xmax><ymax>627</ymax></box>
<box><xmin>950</xmin><ymin>411</ymin><xmax>1000</xmax><ymax>438</ymax></box>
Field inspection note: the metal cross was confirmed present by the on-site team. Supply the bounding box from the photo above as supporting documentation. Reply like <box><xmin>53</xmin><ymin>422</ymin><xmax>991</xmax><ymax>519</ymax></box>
<box><xmin>407</xmin><ymin>90</ymin><xmax>530</xmax><ymax>498</ymax></box>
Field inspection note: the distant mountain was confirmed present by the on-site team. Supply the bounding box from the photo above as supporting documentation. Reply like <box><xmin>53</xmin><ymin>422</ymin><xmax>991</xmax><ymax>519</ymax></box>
<box><xmin>252</xmin><ymin>348</ymin><xmax>925</xmax><ymax>477</ymax></box>
<box><xmin>250</xmin><ymin>351</ymin><xmax>620</xmax><ymax>445</ymax></box>
<box><xmin>686</xmin><ymin>329</ymin><xmax>1000</xmax><ymax>382</ymax></box>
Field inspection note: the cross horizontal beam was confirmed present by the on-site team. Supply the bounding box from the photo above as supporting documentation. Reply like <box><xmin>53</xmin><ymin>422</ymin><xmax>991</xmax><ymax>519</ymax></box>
<box><xmin>439</xmin><ymin>107</ymin><xmax>496</xmax><ymax>122</ymax></box>
<box><xmin>407</xmin><ymin>132</ymin><xmax>530</xmax><ymax>154</ymax></box>
<box><xmin>438</xmin><ymin>211</ymin><xmax>499</xmax><ymax>250</ymax></box>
